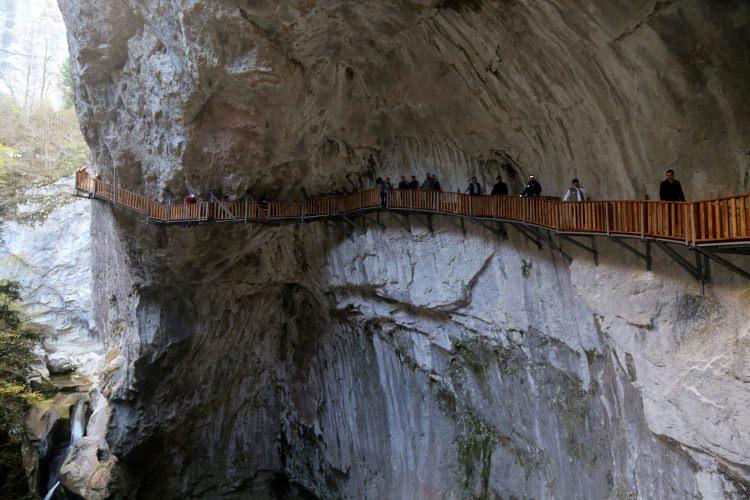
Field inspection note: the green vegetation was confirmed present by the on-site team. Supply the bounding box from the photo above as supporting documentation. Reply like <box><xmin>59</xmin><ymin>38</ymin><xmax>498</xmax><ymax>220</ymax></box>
<box><xmin>453</xmin><ymin>337</ymin><xmax>520</xmax><ymax>378</ymax></box>
<box><xmin>58</xmin><ymin>58</ymin><xmax>75</xmax><ymax>110</ymax></box>
<box><xmin>454</xmin><ymin>338</ymin><xmax>491</xmax><ymax>376</ymax></box>
<box><xmin>0</xmin><ymin>62</ymin><xmax>89</xmax><ymax>224</ymax></box>
<box><xmin>0</xmin><ymin>197</ymin><xmax>55</xmax><ymax>495</ymax></box>
<box><xmin>0</xmin><ymin>276</ymin><xmax>48</xmax><ymax>497</ymax></box>
<box><xmin>521</xmin><ymin>258</ymin><xmax>533</xmax><ymax>277</ymax></box>
<box><xmin>457</xmin><ymin>412</ymin><xmax>498</xmax><ymax>498</ymax></box>
<box><xmin>555</xmin><ymin>375</ymin><xmax>594</xmax><ymax>462</ymax></box>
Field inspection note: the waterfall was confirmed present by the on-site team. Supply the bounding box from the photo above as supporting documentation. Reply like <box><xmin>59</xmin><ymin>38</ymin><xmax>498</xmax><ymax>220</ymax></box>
<box><xmin>43</xmin><ymin>397</ymin><xmax>87</xmax><ymax>499</ymax></box>
<box><xmin>69</xmin><ymin>398</ymin><xmax>86</xmax><ymax>450</ymax></box>
<box><xmin>43</xmin><ymin>482</ymin><xmax>60</xmax><ymax>500</ymax></box>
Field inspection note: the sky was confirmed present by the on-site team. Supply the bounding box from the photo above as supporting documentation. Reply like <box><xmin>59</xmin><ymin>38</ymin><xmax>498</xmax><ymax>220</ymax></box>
<box><xmin>0</xmin><ymin>0</ymin><xmax>70</xmax><ymax>107</ymax></box>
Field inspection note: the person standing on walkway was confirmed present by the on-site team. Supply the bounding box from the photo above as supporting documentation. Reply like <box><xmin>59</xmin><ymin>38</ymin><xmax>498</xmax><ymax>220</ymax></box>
<box><xmin>408</xmin><ymin>176</ymin><xmax>419</xmax><ymax>189</ymax></box>
<box><xmin>432</xmin><ymin>175</ymin><xmax>442</xmax><ymax>191</ymax></box>
<box><xmin>377</xmin><ymin>177</ymin><xmax>388</xmax><ymax>206</ymax></box>
<box><xmin>491</xmin><ymin>175</ymin><xmax>508</xmax><ymax>195</ymax></box>
<box><xmin>421</xmin><ymin>173</ymin><xmax>434</xmax><ymax>191</ymax></box>
<box><xmin>398</xmin><ymin>176</ymin><xmax>409</xmax><ymax>190</ymax></box>
<box><xmin>521</xmin><ymin>175</ymin><xmax>542</xmax><ymax>197</ymax></box>
<box><xmin>466</xmin><ymin>176</ymin><xmax>481</xmax><ymax>196</ymax></box>
<box><xmin>562</xmin><ymin>178</ymin><xmax>587</xmax><ymax>201</ymax></box>
<box><xmin>659</xmin><ymin>169</ymin><xmax>686</xmax><ymax>201</ymax></box>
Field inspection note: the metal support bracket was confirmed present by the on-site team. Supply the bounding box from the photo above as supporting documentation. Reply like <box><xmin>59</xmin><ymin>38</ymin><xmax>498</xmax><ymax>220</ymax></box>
<box><xmin>510</xmin><ymin>223</ymin><xmax>542</xmax><ymax>249</ymax></box>
<box><xmin>655</xmin><ymin>241</ymin><xmax>707</xmax><ymax>282</ymax></box>
<box><xmin>387</xmin><ymin>211</ymin><xmax>412</xmax><ymax>234</ymax></box>
<box><xmin>692</xmin><ymin>248</ymin><xmax>750</xmax><ymax>281</ymax></box>
<box><xmin>469</xmin><ymin>219</ymin><xmax>506</xmax><ymax>240</ymax></box>
<box><xmin>414</xmin><ymin>214</ymin><xmax>434</xmax><ymax>233</ymax></box>
<box><xmin>341</xmin><ymin>214</ymin><xmax>365</xmax><ymax>234</ymax></box>
<box><xmin>528</xmin><ymin>227</ymin><xmax>572</xmax><ymax>262</ymax></box>
<box><xmin>445</xmin><ymin>216</ymin><xmax>465</xmax><ymax>234</ymax></box>
<box><xmin>210</xmin><ymin>192</ymin><xmax>237</xmax><ymax>220</ymax></box>
<box><xmin>611</xmin><ymin>237</ymin><xmax>652</xmax><ymax>270</ymax></box>
<box><xmin>559</xmin><ymin>234</ymin><xmax>597</xmax><ymax>264</ymax></box>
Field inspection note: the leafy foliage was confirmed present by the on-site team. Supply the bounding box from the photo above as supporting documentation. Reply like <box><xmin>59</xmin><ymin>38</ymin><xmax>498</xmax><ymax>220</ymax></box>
<box><xmin>0</xmin><ymin>94</ymin><xmax>88</xmax><ymax>224</ymax></box>
<box><xmin>0</xmin><ymin>278</ymin><xmax>45</xmax><ymax>435</ymax></box>
<box><xmin>58</xmin><ymin>58</ymin><xmax>75</xmax><ymax>110</ymax></box>
<box><xmin>0</xmin><ymin>212</ymin><xmax>47</xmax><ymax>496</ymax></box>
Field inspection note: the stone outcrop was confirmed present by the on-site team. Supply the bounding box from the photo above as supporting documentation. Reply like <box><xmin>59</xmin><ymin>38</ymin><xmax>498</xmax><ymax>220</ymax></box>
<box><xmin>58</xmin><ymin>0</ymin><xmax>750</xmax><ymax>498</ymax></box>
<box><xmin>0</xmin><ymin>178</ymin><xmax>102</xmax><ymax>377</ymax></box>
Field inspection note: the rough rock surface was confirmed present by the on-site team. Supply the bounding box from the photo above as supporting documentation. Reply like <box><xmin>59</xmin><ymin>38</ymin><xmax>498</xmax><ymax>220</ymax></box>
<box><xmin>58</xmin><ymin>1</ymin><xmax>750</xmax><ymax>498</ymax></box>
<box><xmin>0</xmin><ymin>178</ymin><xmax>102</xmax><ymax>374</ymax></box>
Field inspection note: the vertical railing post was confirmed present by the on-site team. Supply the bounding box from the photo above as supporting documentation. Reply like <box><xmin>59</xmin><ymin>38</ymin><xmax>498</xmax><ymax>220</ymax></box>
<box><xmin>684</xmin><ymin>203</ymin><xmax>689</xmax><ymax>245</ymax></box>
<box><xmin>605</xmin><ymin>202</ymin><xmax>610</xmax><ymax>236</ymax></box>
<box><xmin>690</xmin><ymin>202</ymin><xmax>697</xmax><ymax>246</ymax></box>
<box><xmin>556</xmin><ymin>201</ymin><xmax>561</xmax><ymax>232</ymax></box>
<box><xmin>469</xmin><ymin>195</ymin><xmax>472</xmax><ymax>218</ymax></box>
<box><xmin>113</xmin><ymin>168</ymin><xmax>118</xmax><ymax>207</ymax></box>
<box><xmin>301</xmin><ymin>198</ymin><xmax>305</xmax><ymax>221</ymax></box>
<box><xmin>244</xmin><ymin>194</ymin><xmax>248</xmax><ymax>223</ymax></box>
<box><xmin>409</xmin><ymin>190</ymin><xmax>413</xmax><ymax>210</ymax></box>
<box><xmin>640</xmin><ymin>202</ymin><xmax>645</xmax><ymax>240</ymax></box>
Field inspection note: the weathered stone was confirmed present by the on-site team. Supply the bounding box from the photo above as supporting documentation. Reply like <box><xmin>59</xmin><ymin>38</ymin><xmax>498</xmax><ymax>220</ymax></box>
<box><xmin>47</xmin><ymin>352</ymin><xmax>76</xmax><ymax>375</ymax></box>
<box><xmin>56</xmin><ymin>0</ymin><xmax>750</xmax><ymax>497</ymax></box>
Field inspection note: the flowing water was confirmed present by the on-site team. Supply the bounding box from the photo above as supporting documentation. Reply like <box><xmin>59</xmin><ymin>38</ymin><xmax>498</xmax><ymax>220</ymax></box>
<box><xmin>43</xmin><ymin>397</ymin><xmax>87</xmax><ymax>499</ymax></box>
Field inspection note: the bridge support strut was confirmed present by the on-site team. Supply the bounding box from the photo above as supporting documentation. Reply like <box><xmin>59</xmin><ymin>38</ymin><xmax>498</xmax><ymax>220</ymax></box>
<box><xmin>509</xmin><ymin>223</ymin><xmax>543</xmax><ymax>250</ymax></box>
<box><xmin>611</xmin><ymin>237</ymin><xmax>651</xmax><ymax>270</ymax></box>
<box><xmin>692</xmin><ymin>248</ymin><xmax>750</xmax><ymax>281</ymax></box>
<box><xmin>655</xmin><ymin>241</ymin><xmax>708</xmax><ymax>283</ymax></box>
<box><xmin>559</xmin><ymin>234</ymin><xmax>597</xmax><ymax>264</ymax></box>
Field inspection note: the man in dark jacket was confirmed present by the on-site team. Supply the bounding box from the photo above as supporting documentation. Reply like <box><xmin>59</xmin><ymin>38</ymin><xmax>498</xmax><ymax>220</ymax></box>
<box><xmin>491</xmin><ymin>175</ymin><xmax>508</xmax><ymax>195</ymax></box>
<box><xmin>659</xmin><ymin>169</ymin><xmax>686</xmax><ymax>201</ymax></box>
<box><xmin>408</xmin><ymin>176</ymin><xmax>419</xmax><ymax>189</ymax></box>
<box><xmin>466</xmin><ymin>176</ymin><xmax>481</xmax><ymax>195</ymax></box>
<box><xmin>398</xmin><ymin>176</ymin><xmax>409</xmax><ymax>190</ymax></box>
<box><xmin>521</xmin><ymin>175</ymin><xmax>542</xmax><ymax>197</ymax></box>
<box><xmin>432</xmin><ymin>175</ymin><xmax>442</xmax><ymax>191</ymax></box>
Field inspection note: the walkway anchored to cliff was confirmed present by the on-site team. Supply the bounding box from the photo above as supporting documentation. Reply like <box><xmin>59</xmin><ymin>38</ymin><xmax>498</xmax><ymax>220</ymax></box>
<box><xmin>75</xmin><ymin>170</ymin><xmax>750</xmax><ymax>284</ymax></box>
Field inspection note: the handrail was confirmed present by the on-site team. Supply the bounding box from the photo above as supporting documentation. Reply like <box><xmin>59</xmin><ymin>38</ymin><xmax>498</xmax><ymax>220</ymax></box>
<box><xmin>74</xmin><ymin>170</ymin><xmax>750</xmax><ymax>246</ymax></box>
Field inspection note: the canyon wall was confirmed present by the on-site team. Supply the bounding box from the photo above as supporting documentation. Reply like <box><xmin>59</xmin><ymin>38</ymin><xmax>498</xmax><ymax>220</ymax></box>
<box><xmin>58</xmin><ymin>1</ymin><xmax>750</xmax><ymax>498</ymax></box>
<box><xmin>0</xmin><ymin>179</ymin><xmax>101</xmax><ymax>376</ymax></box>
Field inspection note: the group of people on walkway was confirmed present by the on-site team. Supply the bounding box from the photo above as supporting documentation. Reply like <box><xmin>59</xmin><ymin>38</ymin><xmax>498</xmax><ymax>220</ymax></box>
<box><xmin>376</xmin><ymin>169</ymin><xmax>687</xmax><ymax>206</ymax></box>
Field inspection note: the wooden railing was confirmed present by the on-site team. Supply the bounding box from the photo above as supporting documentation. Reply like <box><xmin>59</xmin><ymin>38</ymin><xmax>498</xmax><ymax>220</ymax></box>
<box><xmin>74</xmin><ymin>170</ymin><xmax>750</xmax><ymax>246</ymax></box>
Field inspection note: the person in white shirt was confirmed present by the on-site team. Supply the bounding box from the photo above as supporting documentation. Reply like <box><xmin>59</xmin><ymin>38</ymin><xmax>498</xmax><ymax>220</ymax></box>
<box><xmin>562</xmin><ymin>178</ymin><xmax>587</xmax><ymax>201</ymax></box>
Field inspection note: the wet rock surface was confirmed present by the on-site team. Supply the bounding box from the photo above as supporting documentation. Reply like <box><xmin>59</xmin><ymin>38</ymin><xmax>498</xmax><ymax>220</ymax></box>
<box><xmin>58</xmin><ymin>0</ymin><xmax>750</xmax><ymax>498</ymax></box>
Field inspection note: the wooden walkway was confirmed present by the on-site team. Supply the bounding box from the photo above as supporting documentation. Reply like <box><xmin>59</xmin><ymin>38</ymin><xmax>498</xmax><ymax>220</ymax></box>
<box><xmin>75</xmin><ymin>170</ymin><xmax>750</xmax><ymax>245</ymax></box>
<box><xmin>75</xmin><ymin>170</ymin><xmax>750</xmax><ymax>281</ymax></box>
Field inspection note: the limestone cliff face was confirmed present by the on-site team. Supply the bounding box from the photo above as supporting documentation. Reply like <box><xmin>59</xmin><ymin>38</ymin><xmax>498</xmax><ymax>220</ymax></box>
<box><xmin>0</xmin><ymin>178</ymin><xmax>101</xmax><ymax>375</ymax></box>
<box><xmin>59</xmin><ymin>1</ymin><xmax>750</xmax><ymax>498</ymax></box>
